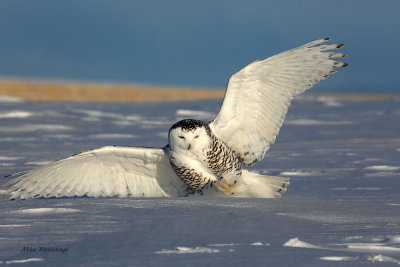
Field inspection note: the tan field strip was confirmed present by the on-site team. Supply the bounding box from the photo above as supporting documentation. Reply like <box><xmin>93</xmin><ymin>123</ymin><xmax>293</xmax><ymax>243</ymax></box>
<box><xmin>0</xmin><ymin>79</ymin><xmax>397</xmax><ymax>102</ymax></box>
<box><xmin>0</xmin><ymin>80</ymin><xmax>225</xmax><ymax>102</ymax></box>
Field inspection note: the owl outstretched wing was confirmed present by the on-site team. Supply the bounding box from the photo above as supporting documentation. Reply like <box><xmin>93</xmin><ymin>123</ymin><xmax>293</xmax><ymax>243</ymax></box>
<box><xmin>209</xmin><ymin>38</ymin><xmax>348</xmax><ymax>165</ymax></box>
<box><xmin>0</xmin><ymin>146</ymin><xmax>188</xmax><ymax>200</ymax></box>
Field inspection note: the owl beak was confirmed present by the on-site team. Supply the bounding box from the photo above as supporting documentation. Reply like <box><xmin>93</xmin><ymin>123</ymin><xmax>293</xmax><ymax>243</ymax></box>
<box><xmin>187</xmin><ymin>144</ymin><xmax>191</xmax><ymax>150</ymax></box>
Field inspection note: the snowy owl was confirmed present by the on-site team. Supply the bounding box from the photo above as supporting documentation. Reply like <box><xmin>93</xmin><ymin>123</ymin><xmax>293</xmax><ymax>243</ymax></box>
<box><xmin>0</xmin><ymin>38</ymin><xmax>347</xmax><ymax>200</ymax></box>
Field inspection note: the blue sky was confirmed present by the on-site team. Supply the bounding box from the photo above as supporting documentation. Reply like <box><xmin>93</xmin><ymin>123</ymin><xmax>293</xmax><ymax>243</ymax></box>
<box><xmin>0</xmin><ymin>0</ymin><xmax>399</xmax><ymax>92</ymax></box>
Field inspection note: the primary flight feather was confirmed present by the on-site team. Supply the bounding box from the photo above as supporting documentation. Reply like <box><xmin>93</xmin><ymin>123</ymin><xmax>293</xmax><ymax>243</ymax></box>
<box><xmin>0</xmin><ymin>38</ymin><xmax>347</xmax><ymax>200</ymax></box>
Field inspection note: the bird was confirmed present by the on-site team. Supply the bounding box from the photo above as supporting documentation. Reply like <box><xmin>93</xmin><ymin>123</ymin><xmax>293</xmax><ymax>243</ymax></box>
<box><xmin>0</xmin><ymin>37</ymin><xmax>347</xmax><ymax>200</ymax></box>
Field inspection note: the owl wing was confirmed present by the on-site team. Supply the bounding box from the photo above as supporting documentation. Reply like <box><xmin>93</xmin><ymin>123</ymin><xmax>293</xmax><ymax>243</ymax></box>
<box><xmin>209</xmin><ymin>38</ymin><xmax>348</xmax><ymax>165</ymax></box>
<box><xmin>0</xmin><ymin>146</ymin><xmax>188</xmax><ymax>200</ymax></box>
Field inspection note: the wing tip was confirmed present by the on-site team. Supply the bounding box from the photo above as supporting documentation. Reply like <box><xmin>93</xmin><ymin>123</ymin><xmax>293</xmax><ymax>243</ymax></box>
<box><xmin>334</xmin><ymin>61</ymin><xmax>349</xmax><ymax>67</ymax></box>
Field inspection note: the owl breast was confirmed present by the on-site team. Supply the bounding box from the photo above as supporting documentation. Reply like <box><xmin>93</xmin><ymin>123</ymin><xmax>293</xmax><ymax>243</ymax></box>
<box><xmin>169</xmin><ymin>159</ymin><xmax>210</xmax><ymax>193</ymax></box>
<box><xmin>204</xmin><ymin>135</ymin><xmax>242</xmax><ymax>178</ymax></box>
<box><xmin>168</xmin><ymin>133</ymin><xmax>242</xmax><ymax>193</ymax></box>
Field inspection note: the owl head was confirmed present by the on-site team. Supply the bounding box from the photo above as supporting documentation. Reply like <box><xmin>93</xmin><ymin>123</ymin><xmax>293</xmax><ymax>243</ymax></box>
<box><xmin>168</xmin><ymin>119</ymin><xmax>212</xmax><ymax>152</ymax></box>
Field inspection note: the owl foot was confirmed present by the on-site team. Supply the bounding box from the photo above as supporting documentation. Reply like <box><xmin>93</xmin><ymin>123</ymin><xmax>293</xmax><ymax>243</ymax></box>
<box><xmin>201</xmin><ymin>176</ymin><xmax>246</xmax><ymax>197</ymax></box>
<box><xmin>213</xmin><ymin>179</ymin><xmax>240</xmax><ymax>195</ymax></box>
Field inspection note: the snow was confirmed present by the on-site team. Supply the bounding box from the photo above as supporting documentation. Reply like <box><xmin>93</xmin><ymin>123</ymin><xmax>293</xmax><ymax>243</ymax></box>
<box><xmin>0</xmin><ymin>156</ymin><xmax>22</xmax><ymax>161</ymax></box>
<box><xmin>208</xmin><ymin>242</ymin><xmax>268</xmax><ymax>247</ymax></box>
<box><xmin>155</xmin><ymin>241</ymin><xmax>270</xmax><ymax>255</ymax></box>
<box><xmin>346</xmin><ymin>243</ymin><xmax>400</xmax><ymax>253</ymax></box>
<box><xmin>249</xmin><ymin>242</ymin><xmax>264</xmax><ymax>246</ymax></box>
<box><xmin>0</xmin><ymin>95</ymin><xmax>24</xmax><ymax>103</ymax></box>
<box><xmin>283</xmin><ymin>238</ymin><xmax>323</xmax><ymax>249</ymax></box>
<box><xmin>0</xmin><ymin>95</ymin><xmax>400</xmax><ymax>266</ymax></box>
<box><xmin>320</xmin><ymin>256</ymin><xmax>358</xmax><ymax>261</ymax></box>
<box><xmin>364</xmin><ymin>165</ymin><xmax>400</xmax><ymax>171</ymax></box>
<box><xmin>285</xmin><ymin>119</ymin><xmax>352</xmax><ymax>126</ymax></box>
<box><xmin>88</xmin><ymin>133</ymin><xmax>137</xmax><ymax>139</ymax></box>
<box><xmin>2</xmin><ymin>258</ymin><xmax>45</xmax><ymax>264</ymax></box>
<box><xmin>24</xmin><ymin>161</ymin><xmax>52</xmax><ymax>166</ymax></box>
<box><xmin>284</xmin><ymin>236</ymin><xmax>400</xmax><ymax>256</ymax></box>
<box><xmin>0</xmin><ymin>111</ymin><xmax>33</xmax><ymax>119</ymax></box>
<box><xmin>368</xmin><ymin>254</ymin><xmax>400</xmax><ymax>264</ymax></box>
<box><xmin>0</xmin><ymin>224</ymin><xmax>30</xmax><ymax>228</ymax></box>
<box><xmin>279</xmin><ymin>170</ymin><xmax>315</xmax><ymax>176</ymax></box>
<box><xmin>10</xmin><ymin>208</ymin><xmax>82</xmax><ymax>215</ymax></box>
<box><xmin>316</xmin><ymin>96</ymin><xmax>343</xmax><ymax>107</ymax></box>
<box><xmin>0</xmin><ymin>124</ymin><xmax>74</xmax><ymax>133</ymax></box>
<box><xmin>0</xmin><ymin>137</ymin><xmax>36</xmax><ymax>142</ymax></box>
<box><xmin>155</xmin><ymin>246</ymin><xmax>221</xmax><ymax>254</ymax></box>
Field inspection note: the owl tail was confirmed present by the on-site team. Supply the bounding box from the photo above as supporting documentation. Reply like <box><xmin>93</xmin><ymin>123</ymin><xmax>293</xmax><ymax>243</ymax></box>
<box><xmin>202</xmin><ymin>170</ymin><xmax>290</xmax><ymax>198</ymax></box>
<box><xmin>238</xmin><ymin>170</ymin><xmax>290</xmax><ymax>198</ymax></box>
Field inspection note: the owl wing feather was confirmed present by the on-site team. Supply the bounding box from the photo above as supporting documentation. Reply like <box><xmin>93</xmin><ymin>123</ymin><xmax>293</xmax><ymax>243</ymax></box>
<box><xmin>0</xmin><ymin>146</ymin><xmax>188</xmax><ymax>200</ymax></box>
<box><xmin>209</xmin><ymin>38</ymin><xmax>348</xmax><ymax>165</ymax></box>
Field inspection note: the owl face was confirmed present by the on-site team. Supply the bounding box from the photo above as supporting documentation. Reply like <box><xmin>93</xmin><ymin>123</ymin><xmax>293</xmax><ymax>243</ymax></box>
<box><xmin>169</xmin><ymin>119</ymin><xmax>212</xmax><ymax>153</ymax></box>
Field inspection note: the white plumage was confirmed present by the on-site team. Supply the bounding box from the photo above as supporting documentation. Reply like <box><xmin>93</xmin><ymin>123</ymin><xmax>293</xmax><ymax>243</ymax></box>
<box><xmin>0</xmin><ymin>38</ymin><xmax>347</xmax><ymax>200</ymax></box>
<box><xmin>210</xmin><ymin>38</ymin><xmax>347</xmax><ymax>165</ymax></box>
<box><xmin>1</xmin><ymin>146</ymin><xmax>188</xmax><ymax>199</ymax></box>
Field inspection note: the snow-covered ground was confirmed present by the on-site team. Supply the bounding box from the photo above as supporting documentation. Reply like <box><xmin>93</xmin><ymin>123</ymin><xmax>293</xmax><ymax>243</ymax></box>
<box><xmin>0</xmin><ymin>94</ymin><xmax>399</xmax><ymax>266</ymax></box>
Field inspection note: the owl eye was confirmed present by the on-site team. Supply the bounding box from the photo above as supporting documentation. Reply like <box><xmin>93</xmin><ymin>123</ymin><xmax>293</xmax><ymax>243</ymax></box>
<box><xmin>178</xmin><ymin>136</ymin><xmax>185</xmax><ymax>139</ymax></box>
<box><xmin>194</xmin><ymin>135</ymin><xmax>199</xmax><ymax>139</ymax></box>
